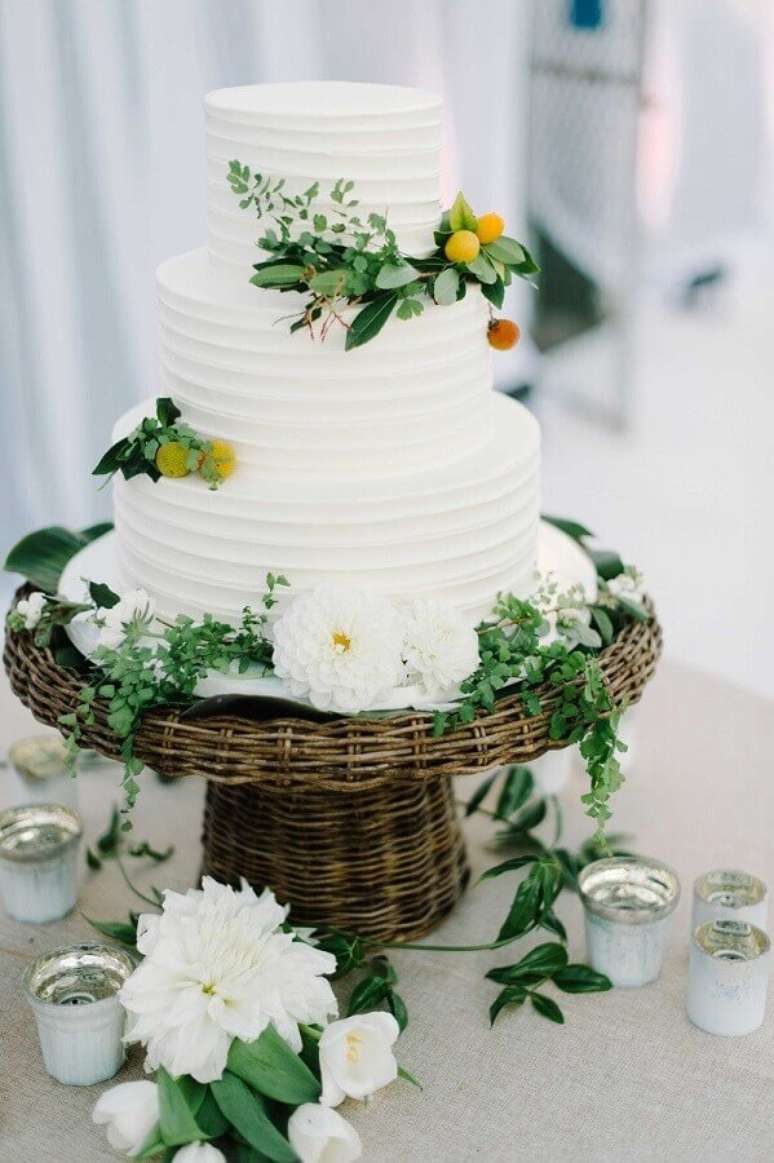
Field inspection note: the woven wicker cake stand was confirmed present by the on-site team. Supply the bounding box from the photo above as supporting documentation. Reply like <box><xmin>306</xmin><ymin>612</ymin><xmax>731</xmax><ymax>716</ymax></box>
<box><xmin>4</xmin><ymin>592</ymin><xmax>661</xmax><ymax>941</ymax></box>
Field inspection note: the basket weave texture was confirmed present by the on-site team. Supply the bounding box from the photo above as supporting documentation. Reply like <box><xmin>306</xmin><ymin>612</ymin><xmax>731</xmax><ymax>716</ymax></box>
<box><xmin>4</xmin><ymin>596</ymin><xmax>661</xmax><ymax>939</ymax></box>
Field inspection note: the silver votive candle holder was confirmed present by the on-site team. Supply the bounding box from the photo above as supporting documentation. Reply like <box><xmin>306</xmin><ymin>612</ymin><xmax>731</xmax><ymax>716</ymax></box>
<box><xmin>692</xmin><ymin>870</ymin><xmax>767</xmax><ymax>930</ymax></box>
<box><xmin>687</xmin><ymin>919</ymin><xmax>770</xmax><ymax>1036</ymax></box>
<box><xmin>579</xmin><ymin>856</ymin><xmax>681</xmax><ymax>987</ymax></box>
<box><xmin>7</xmin><ymin>734</ymin><xmax>78</xmax><ymax>811</ymax></box>
<box><xmin>0</xmin><ymin>803</ymin><xmax>82</xmax><ymax>923</ymax></box>
<box><xmin>23</xmin><ymin>942</ymin><xmax>135</xmax><ymax>1085</ymax></box>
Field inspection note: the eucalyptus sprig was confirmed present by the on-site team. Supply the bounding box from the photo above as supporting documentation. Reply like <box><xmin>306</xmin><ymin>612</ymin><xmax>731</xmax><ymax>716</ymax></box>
<box><xmin>227</xmin><ymin>167</ymin><xmax>538</xmax><ymax>348</ymax></box>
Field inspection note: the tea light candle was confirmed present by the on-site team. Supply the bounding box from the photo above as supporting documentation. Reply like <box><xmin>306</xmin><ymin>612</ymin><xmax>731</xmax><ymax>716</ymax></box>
<box><xmin>687</xmin><ymin>920</ymin><xmax>770</xmax><ymax>1036</ymax></box>
<box><xmin>23</xmin><ymin>943</ymin><xmax>135</xmax><ymax>1085</ymax></box>
<box><xmin>579</xmin><ymin>856</ymin><xmax>681</xmax><ymax>987</ymax></box>
<box><xmin>0</xmin><ymin>803</ymin><xmax>82</xmax><ymax>922</ymax></box>
<box><xmin>692</xmin><ymin>870</ymin><xmax>767</xmax><ymax>930</ymax></box>
<box><xmin>6</xmin><ymin>734</ymin><xmax>78</xmax><ymax>811</ymax></box>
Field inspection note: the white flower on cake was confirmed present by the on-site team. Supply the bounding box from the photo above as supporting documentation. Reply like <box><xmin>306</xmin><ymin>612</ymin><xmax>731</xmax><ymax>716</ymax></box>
<box><xmin>401</xmin><ymin>598</ymin><xmax>479</xmax><ymax>696</ymax></box>
<box><xmin>288</xmin><ymin>1103</ymin><xmax>362</xmax><ymax>1163</ymax></box>
<box><xmin>272</xmin><ymin>586</ymin><xmax>404</xmax><ymax>712</ymax></box>
<box><xmin>319</xmin><ymin>1011</ymin><xmax>400</xmax><ymax>1107</ymax></box>
<box><xmin>14</xmin><ymin>591</ymin><xmax>47</xmax><ymax>630</ymax></box>
<box><xmin>97</xmin><ymin>588</ymin><xmax>156</xmax><ymax>649</ymax></box>
<box><xmin>120</xmin><ymin>877</ymin><xmax>337</xmax><ymax>1083</ymax></box>
<box><xmin>92</xmin><ymin>1080</ymin><xmax>160</xmax><ymax>1156</ymax></box>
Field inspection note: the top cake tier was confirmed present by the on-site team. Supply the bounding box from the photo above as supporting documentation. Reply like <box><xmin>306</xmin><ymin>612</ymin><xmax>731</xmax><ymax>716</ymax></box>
<box><xmin>205</xmin><ymin>81</ymin><xmax>443</xmax><ymax>273</ymax></box>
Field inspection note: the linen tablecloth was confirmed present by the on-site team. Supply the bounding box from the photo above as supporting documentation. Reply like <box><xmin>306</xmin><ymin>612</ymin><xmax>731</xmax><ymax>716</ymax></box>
<box><xmin>1</xmin><ymin>660</ymin><xmax>773</xmax><ymax>1162</ymax></box>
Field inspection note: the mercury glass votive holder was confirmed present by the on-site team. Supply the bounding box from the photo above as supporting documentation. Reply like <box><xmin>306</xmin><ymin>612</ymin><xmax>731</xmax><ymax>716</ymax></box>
<box><xmin>23</xmin><ymin>943</ymin><xmax>136</xmax><ymax>1085</ymax></box>
<box><xmin>6</xmin><ymin>734</ymin><xmax>79</xmax><ymax>811</ymax></box>
<box><xmin>687</xmin><ymin>920</ymin><xmax>770</xmax><ymax>1036</ymax></box>
<box><xmin>579</xmin><ymin>856</ymin><xmax>681</xmax><ymax>987</ymax></box>
<box><xmin>692</xmin><ymin>870</ymin><xmax>768</xmax><ymax>931</ymax></box>
<box><xmin>0</xmin><ymin>803</ymin><xmax>82</xmax><ymax>922</ymax></box>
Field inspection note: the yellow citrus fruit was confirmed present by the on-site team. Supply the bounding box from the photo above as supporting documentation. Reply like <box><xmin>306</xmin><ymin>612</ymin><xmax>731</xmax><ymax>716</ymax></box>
<box><xmin>155</xmin><ymin>441</ymin><xmax>191</xmax><ymax>478</ymax></box>
<box><xmin>204</xmin><ymin>439</ymin><xmax>236</xmax><ymax>481</ymax></box>
<box><xmin>476</xmin><ymin>212</ymin><xmax>505</xmax><ymax>245</ymax></box>
<box><xmin>487</xmin><ymin>319</ymin><xmax>521</xmax><ymax>351</ymax></box>
<box><xmin>444</xmin><ymin>230</ymin><xmax>480</xmax><ymax>264</ymax></box>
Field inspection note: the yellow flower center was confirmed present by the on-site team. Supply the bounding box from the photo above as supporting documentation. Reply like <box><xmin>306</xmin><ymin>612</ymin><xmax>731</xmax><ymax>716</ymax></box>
<box><xmin>201</xmin><ymin>981</ymin><xmax>217</xmax><ymax>996</ymax></box>
<box><xmin>331</xmin><ymin>630</ymin><xmax>351</xmax><ymax>654</ymax></box>
<box><xmin>345</xmin><ymin>1031</ymin><xmax>363</xmax><ymax>1062</ymax></box>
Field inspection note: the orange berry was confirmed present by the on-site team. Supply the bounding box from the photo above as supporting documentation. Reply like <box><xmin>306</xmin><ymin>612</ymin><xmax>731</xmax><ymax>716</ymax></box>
<box><xmin>444</xmin><ymin>230</ymin><xmax>480</xmax><ymax>264</ymax></box>
<box><xmin>487</xmin><ymin>318</ymin><xmax>521</xmax><ymax>351</ymax></box>
<box><xmin>476</xmin><ymin>212</ymin><xmax>505</xmax><ymax>245</ymax></box>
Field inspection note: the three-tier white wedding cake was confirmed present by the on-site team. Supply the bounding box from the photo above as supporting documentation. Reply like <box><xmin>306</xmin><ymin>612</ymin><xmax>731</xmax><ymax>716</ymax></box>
<box><xmin>112</xmin><ymin>81</ymin><xmax>541</xmax><ymax>626</ymax></box>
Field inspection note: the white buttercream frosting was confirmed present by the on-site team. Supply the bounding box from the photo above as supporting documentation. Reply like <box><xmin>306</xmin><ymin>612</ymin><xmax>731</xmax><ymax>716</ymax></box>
<box><xmin>111</xmin><ymin>81</ymin><xmax>542</xmax><ymax>629</ymax></box>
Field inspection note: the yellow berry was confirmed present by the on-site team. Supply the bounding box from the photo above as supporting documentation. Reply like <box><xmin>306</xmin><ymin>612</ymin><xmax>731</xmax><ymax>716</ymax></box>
<box><xmin>487</xmin><ymin>319</ymin><xmax>521</xmax><ymax>351</ymax></box>
<box><xmin>445</xmin><ymin>230</ymin><xmax>480</xmax><ymax>265</ymax></box>
<box><xmin>155</xmin><ymin>441</ymin><xmax>191</xmax><ymax>478</ymax></box>
<box><xmin>200</xmin><ymin>439</ymin><xmax>236</xmax><ymax>481</ymax></box>
<box><xmin>476</xmin><ymin>212</ymin><xmax>505</xmax><ymax>245</ymax></box>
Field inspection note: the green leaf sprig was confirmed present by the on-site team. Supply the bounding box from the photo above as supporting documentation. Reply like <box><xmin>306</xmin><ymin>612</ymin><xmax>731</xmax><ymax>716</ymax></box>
<box><xmin>92</xmin><ymin>397</ymin><xmax>225</xmax><ymax>490</ymax></box>
<box><xmin>227</xmin><ymin>166</ymin><xmax>538</xmax><ymax>348</ymax></box>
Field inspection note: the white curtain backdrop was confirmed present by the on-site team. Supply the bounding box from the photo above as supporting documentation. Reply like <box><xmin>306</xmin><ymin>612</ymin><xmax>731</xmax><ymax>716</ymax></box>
<box><xmin>0</xmin><ymin>0</ymin><xmax>533</xmax><ymax>576</ymax></box>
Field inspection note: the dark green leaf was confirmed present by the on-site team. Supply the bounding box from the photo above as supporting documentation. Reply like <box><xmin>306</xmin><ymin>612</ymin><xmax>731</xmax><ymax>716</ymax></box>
<box><xmin>616</xmin><ymin>595</ymin><xmax>649</xmax><ymax>622</ymax></box>
<box><xmin>4</xmin><ymin>522</ymin><xmax>113</xmax><ymax>592</ymax></box>
<box><xmin>347</xmin><ymin>974</ymin><xmax>389</xmax><ymax>1015</ymax></box>
<box><xmin>479</xmin><ymin>854</ymin><xmax>538</xmax><ymax>882</ymax></box>
<box><xmin>345</xmin><ymin>293</ymin><xmax>398</xmax><ymax>350</ymax></box>
<box><xmin>480</xmin><ymin>278</ymin><xmax>505</xmax><ymax>309</ymax></box>
<box><xmin>464</xmin><ymin>771</ymin><xmax>499</xmax><ymax>816</ymax></box>
<box><xmin>540</xmin><ymin>908</ymin><xmax>568</xmax><ymax>942</ymax></box>
<box><xmin>486</xmin><ymin>942</ymin><xmax>567</xmax><ymax>986</ymax></box>
<box><xmin>489</xmin><ymin>985</ymin><xmax>527</xmax><ymax>1026</ymax></box>
<box><xmin>496</xmin><ymin>874</ymin><xmax>542</xmax><ymax>941</ymax></box>
<box><xmin>398</xmin><ymin>1064</ymin><xmax>423</xmax><ymax>1090</ymax></box>
<box><xmin>211</xmin><ymin>1072</ymin><xmax>296</xmax><ymax>1162</ymax></box>
<box><xmin>89</xmin><ymin>581</ymin><xmax>121</xmax><ymax>609</ymax></box>
<box><xmin>387</xmin><ymin>990</ymin><xmax>409</xmax><ymax>1032</ymax></box>
<box><xmin>590</xmin><ymin>606</ymin><xmax>614</xmax><ymax>645</ymax></box>
<box><xmin>155</xmin><ymin>397</ymin><xmax>181</xmax><ymax>427</ymax></box>
<box><xmin>128</xmin><ymin>840</ymin><xmax>175</xmax><ymax>863</ymax></box>
<box><xmin>466</xmin><ymin>253</ymin><xmax>497</xmax><ymax>284</ymax></box>
<box><xmin>589</xmin><ymin>547</ymin><xmax>625</xmax><ymax>581</ymax></box>
<box><xmin>97</xmin><ymin>806</ymin><xmax>121</xmax><ymax>855</ymax></box>
<box><xmin>531</xmin><ymin>993</ymin><xmax>565</xmax><ymax>1024</ymax></box>
<box><xmin>495</xmin><ymin>766</ymin><xmax>534</xmax><ymax>818</ymax></box>
<box><xmin>85</xmin><ymin>847</ymin><xmax>102</xmax><ymax>871</ymax></box>
<box><xmin>553</xmin><ymin>964</ymin><xmax>612</xmax><ymax>993</ymax></box>
<box><xmin>226</xmin><ymin>1025</ymin><xmax>321</xmax><ymax>1105</ymax></box>
<box><xmin>195</xmin><ymin>1090</ymin><xmax>230</xmax><ymax>1139</ymax></box>
<box><xmin>82</xmin><ymin>916</ymin><xmax>137</xmax><ymax>945</ymax></box>
<box><xmin>508</xmin><ymin>796</ymin><xmax>547</xmax><ymax>833</ymax></box>
<box><xmin>157</xmin><ymin>1068</ymin><xmax>205</xmax><ymax>1147</ymax></box>
<box><xmin>541</xmin><ymin>514</ymin><xmax>595</xmax><ymax>541</ymax></box>
<box><xmin>92</xmin><ymin>436</ymin><xmax>131</xmax><ymax>477</ymax></box>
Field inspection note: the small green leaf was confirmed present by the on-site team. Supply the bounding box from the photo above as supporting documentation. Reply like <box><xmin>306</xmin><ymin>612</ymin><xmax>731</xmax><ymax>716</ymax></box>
<box><xmin>541</xmin><ymin>514</ymin><xmax>595</xmax><ymax>541</ymax></box>
<box><xmin>128</xmin><ymin>840</ymin><xmax>175</xmax><ymax>863</ymax></box>
<box><xmin>347</xmin><ymin>974</ymin><xmax>389</xmax><ymax>1015</ymax></box>
<box><xmin>345</xmin><ymin>293</ymin><xmax>398</xmax><ymax>350</ymax></box>
<box><xmin>155</xmin><ymin>397</ymin><xmax>181</xmax><ymax>427</ymax></box>
<box><xmin>466</xmin><ymin>253</ymin><xmax>497</xmax><ymax>284</ymax></box>
<box><xmin>374</xmin><ymin>262</ymin><xmax>418</xmax><ymax>289</ymax></box>
<box><xmin>616</xmin><ymin>595</ymin><xmax>649</xmax><ymax>622</ymax></box>
<box><xmin>89</xmin><ymin>581</ymin><xmax>120</xmax><ymax>610</ymax></box>
<box><xmin>480</xmin><ymin>278</ymin><xmax>505</xmax><ymax>309</ymax></box>
<box><xmin>489</xmin><ymin>985</ymin><xmax>527</xmax><ymax>1026</ymax></box>
<box><xmin>590</xmin><ymin>547</ymin><xmax>625</xmax><ymax>581</ymax></box>
<box><xmin>479</xmin><ymin>854</ymin><xmax>538</xmax><ymax>882</ymax></box>
<box><xmin>432</xmin><ymin>266</ymin><xmax>460</xmax><ymax>305</ymax></box>
<box><xmin>464</xmin><ymin>771</ymin><xmax>500</xmax><ymax>816</ymax></box>
<box><xmin>309</xmin><ymin>270</ymin><xmax>346</xmax><ymax>296</ymax></box>
<box><xmin>398</xmin><ymin>1064</ymin><xmax>423</xmax><ymax>1090</ymax></box>
<box><xmin>387</xmin><ymin>989</ymin><xmax>409</xmax><ymax>1032</ymax></box>
<box><xmin>487</xmin><ymin>942</ymin><xmax>568</xmax><ymax>985</ymax></box>
<box><xmin>85</xmin><ymin>847</ymin><xmax>102</xmax><ymax>871</ymax></box>
<box><xmin>485</xmin><ymin>235</ymin><xmax>526</xmax><ymax>266</ymax></box>
<box><xmin>195</xmin><ymin>1089</ymin><xmax>230</xmax><ymax>1139</ymax></box>
<box><xmin>97</xmin><ymin>806</ymin><xmax>121</xmax><ymax>855</ymax></box>
<box><xmin>553</xmin><ymin>964</ymin><xmax>612</xmax><ymax>993</ymax></box>
<box><xmin>83</xmin><ymin>917</ymin><xmax>138</xmax><ymax>945</ymax></box>
<box><xmin>590</xmin><ymin>606</ymin><xmax>614</xmax><ymax>645</ymax></box>
<box><xmin>530</xmin><ymin>993</ymin><xmax>565</xmax><ymax>1024</ymax></box>
<box><xmin>157</xmin><ymin>1068</ymin><xmax>205</xmax><ymax>1147</ymax></box>
<box><xmin>495</xmin><ymin>766</ymin><xmax>534</xmax><ymax>818</ymax></box>
<box><xmin>448</xmin><ymin>190</ymin><xmax>478</xmax><ymax>232</ymax></box>
<box><xmin>249</xmin><ymin>263</ymin><xmax>305</xmax><ymax>288</ymax></box>
<box><xmin>226</xmin><ymin>1025</ymin><xmax>321</xmax><ymax>1105</ymax></box>
<box><xmin>496</xmin><ymin>875</ymin><xmax>542</xmax><ymax>941</ymax></box>
<box><xmin>211</xmin><ymin>1072</ymin><xmax>296</xmax><ymax>1162</ymax></box>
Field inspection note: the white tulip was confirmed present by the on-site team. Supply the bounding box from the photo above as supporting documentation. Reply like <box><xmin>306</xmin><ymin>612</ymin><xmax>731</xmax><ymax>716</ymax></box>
<box><xmin>319</xmin><ymin>1012</ymin><xmax>399</xmax><ymax>1107</ymax></box>
<box><xmin>92</xmin><ymin>1080</ymin><xmax>160</xmax><ymax>1157</ymax></box>
<box><xmin>288</xmin><ymin>1103</ymin><xmax>362</xmax><ymax>1163</ymax></box>
<box><xmin>173</xmin><ymin>1144</ymin><xmax>226</xmax><ymax>1163</ymax></box>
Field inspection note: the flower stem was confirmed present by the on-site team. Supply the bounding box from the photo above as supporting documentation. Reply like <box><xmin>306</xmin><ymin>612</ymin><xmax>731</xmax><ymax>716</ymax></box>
<box><xmin>115</xmin><ymin>850</ymin><xmax>160</xmax><ymax>910</ymax></box>
<box><xmin>371</xmin><ymin>935</ymin><xmax>518</xmax><ymax>954</ymax></box>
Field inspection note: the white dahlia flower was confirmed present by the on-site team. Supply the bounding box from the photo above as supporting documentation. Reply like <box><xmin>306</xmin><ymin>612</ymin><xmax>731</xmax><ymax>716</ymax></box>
<box><xmin>401</xmin><ymin>598</ymin><xmax>479</xmax><ymax>697</ymax></box>
<box><xmin>272</xmin><ymin>586</ymin><xmax>404</xmax><ymax>712</ymax></box>
<box><xmin>120</xmin><ymin>877</ymin><xmax>338</xmax><ymax>1083</ymax></box>
<box><xmin>97</xmin><ymin>588</ymin><xmax>155</xmax><ymax>649</ymax></box>
<box><xmin>15</xmin><ymin>591</ymin><xmax>47</xmax><ymax>630</ymax></box>
<box><xmin>607</xmin><ymin>567</ymin><xmax>645</xmax><ymax>605</ymax></box>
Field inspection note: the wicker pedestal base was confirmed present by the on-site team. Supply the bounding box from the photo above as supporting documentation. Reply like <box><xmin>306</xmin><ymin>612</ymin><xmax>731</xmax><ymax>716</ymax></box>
<box><xmin>202</xmin><ymin>776</ymin><xmax>470</xmax><ymax>941</ymax></box>
<box><xmin>4</xmin><ymin>590</ymin><xmax>661</xmax><ymax>942</ymax></box>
